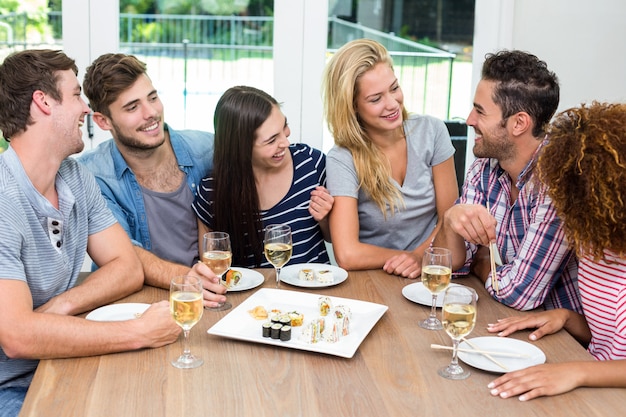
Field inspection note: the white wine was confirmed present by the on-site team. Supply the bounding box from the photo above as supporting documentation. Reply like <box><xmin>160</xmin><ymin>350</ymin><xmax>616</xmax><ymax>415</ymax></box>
<box><xmin>442</xmin><ymin>303</ymin><xmax>476</xmax><ymax>339</ymax></box>
<box><xmin>421</xmin><ymin>265</ymin><xmax>452</xmax><ymax>293</ymax></box>
<box><xmin>170</xmin><ymin>291</ymin><xmax>203</xmax><ymax>329</ymax></box>
<box><xmin>264</xmin><ymin>242</ymin><xmax>292</xmax><ymax>268</ymax></box>
<box><xmin>202</xmin><ymin>250</ymin><xmax>232</xmax><ymax>277</ymax></box>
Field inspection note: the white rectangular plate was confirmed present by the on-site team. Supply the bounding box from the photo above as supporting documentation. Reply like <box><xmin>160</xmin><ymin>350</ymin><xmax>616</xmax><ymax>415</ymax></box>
<box><xmin>208</xmin><ymin>288</ymin><xmax>388</xmax><ymax>358</ymax></box>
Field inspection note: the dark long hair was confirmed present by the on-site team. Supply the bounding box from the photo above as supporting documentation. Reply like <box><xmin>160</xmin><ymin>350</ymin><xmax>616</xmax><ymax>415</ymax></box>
<box><xmin>212</xmin><ymin>86</ymin><xmax>278</xmax><ymax>266</ymax></box>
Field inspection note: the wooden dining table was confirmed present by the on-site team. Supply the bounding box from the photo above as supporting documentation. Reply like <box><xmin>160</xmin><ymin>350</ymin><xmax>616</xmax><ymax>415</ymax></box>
<box><xmin>19</xmin><ymin>268</ymin><xmax>625</xmax><ymax>417</ymax></box>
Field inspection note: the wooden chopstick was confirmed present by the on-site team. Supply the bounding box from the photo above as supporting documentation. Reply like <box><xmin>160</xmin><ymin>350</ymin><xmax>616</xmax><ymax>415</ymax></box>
<box><xmin>430</xmin><ymin>344</ymin><xmax>529</xmax><ymax>358</ymax></box>
<box><xmin>462</xmin><ymin>338</ymin><xmax>509</xmax><ymax>370</ymax></box>
<box><xmin>486</xmin><ymin>201</ymin><xmax>499</xmax><ymax>295</ymax></box>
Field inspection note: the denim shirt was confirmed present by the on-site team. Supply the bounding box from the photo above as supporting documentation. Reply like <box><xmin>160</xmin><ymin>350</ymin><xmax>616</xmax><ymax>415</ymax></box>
<box><xmin>76</xmin><ymin>125</ymin><xmax>214</xmax><ymax>250</ymax></box>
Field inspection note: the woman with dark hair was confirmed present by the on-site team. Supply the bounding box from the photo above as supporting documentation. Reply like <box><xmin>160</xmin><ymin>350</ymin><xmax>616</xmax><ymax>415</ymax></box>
<box><xmin>193</xmin><ymin>86</ymin><xmax>332</xmax><ymax>267</ymax></box>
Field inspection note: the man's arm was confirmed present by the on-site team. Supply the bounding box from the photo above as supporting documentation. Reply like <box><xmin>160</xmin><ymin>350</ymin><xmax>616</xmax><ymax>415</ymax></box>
<box><xmin>0</xmin><ymin>223</ymin><xmax>181</xmax><ymax>360</ymax></box>
<box><xmin>36</xmin><ymin>223</ymin><xmax>143</xmax><ymax>316</ymax></box>
<box><xmin>433</xmin><ymin>203</ymin><xmax>496</xmax><ymax>271</ymax></box>
<box><xmin>482</xmin><ymin>196</ymin><xmax>575</xmax><ymax>311</ymax></box>
<box><xmin>136</xmin><ymin>245</ymin><xmax>227</xmax><ymax>309</ymax></box>
<box><xmin>0</xmin><ymin>279</ymin><xmax>180</xmax><ymax>360</ymax></box>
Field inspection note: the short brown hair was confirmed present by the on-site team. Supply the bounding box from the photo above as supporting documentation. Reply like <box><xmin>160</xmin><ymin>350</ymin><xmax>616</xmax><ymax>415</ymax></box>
<box><xmin>0</xmin><ymin>49</ymin><xmax>77</xmax><ymax>139</ymax></box>
<box><xmin>83</xmin><ymin>53</ymin><xmax>147</xmax><ymax>117</ymax></box>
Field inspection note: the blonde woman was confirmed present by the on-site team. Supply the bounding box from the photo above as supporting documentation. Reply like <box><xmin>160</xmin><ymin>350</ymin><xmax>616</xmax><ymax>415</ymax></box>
<box><xmin>322</xmin><ymin>39</ymin><xmax>458</xmax><ymax>278</ymax></box>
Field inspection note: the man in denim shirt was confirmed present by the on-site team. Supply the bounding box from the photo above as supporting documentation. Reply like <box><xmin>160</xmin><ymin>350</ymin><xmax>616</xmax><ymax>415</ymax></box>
<box><xmin>78</xmin><ymin>53</ymin><xmax>226</xmax><ymax>307</ymax></box>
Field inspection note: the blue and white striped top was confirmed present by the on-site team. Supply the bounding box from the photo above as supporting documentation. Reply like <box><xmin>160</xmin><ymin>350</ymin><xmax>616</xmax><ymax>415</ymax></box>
<box><xmin>193</xmin><ymin>143</ymin><xmax>330</xmax><ymax>267</ymax></box>
<box><xmin>0</xmin><ymin>147</ymin><xmax>117</xmax><ymax>389</ymax></box>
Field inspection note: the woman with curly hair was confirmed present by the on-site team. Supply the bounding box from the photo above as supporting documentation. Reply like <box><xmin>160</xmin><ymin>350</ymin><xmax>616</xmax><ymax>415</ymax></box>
<box><xmin>487</xmin><ymin>101</ymin><xmax>626</xmax><ymax>400</ymax></box>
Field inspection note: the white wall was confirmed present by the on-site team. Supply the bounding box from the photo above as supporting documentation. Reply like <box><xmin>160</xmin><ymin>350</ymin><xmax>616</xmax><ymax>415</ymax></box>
<box><xmin>467</xmin><ymin>0</ymin><xmax>626</xmax><ymax>169</ymax></box>
<box><xmin>62</xmin><ymin>0</ymin><xmax>119</xmax><ymax>149</ymax></box>
<box><xmin>512</xmin><ymin>0</ymin><xmax>626</xmax><ymax>109</ymax></box>
<box><xmin>273</xmin><ymin>0</ymin><xmax>328</xmax><ymax>149</ymax></box>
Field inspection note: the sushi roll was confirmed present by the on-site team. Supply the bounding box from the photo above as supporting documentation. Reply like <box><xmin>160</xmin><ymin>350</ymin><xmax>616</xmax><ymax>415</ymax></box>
<box><xmin>262</xmin><ymin>322</ymin><xmax>272</xmax><ymax>338</ymax></box>
<box><xmin>288</xmin><ymin>311</ymin><xmax>304</xmax><ymax>327</ymax></box>
<box><xmin>316</xmin><ymin>269</ymin><xmax>334</xmax><ymax>283</ymax></box>
<box><xmin>318</xmin><ymin>296</ymin><xmax>333</xmax><ymax>316</ymax></box>
<box><xmin>298</xmin><ymin>268</ymin><xmax>315</xmax><ymax>281</ymax></box>
<box><xmin>270</xmin><ymin>323</ymin><xmax>283</xmax><ymax>339</ymax></box>
<box><xmin>224</xmin><ymin>269</ymin><xmax>242</xmax><ymax>288</ymax></box>
<box><xmin>279</xmin><ymin>316</ymin><xmax>291</xmax><ymax>327</ymax></box>
<box><xmin>280</xmin><ymin>325</ymin><xmax>292</xmax><ymax>341</ymax></box>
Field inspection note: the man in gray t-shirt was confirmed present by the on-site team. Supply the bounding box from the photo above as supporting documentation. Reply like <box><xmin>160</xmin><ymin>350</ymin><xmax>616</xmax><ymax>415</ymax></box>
<box><xmin>77</xmin><ymin>53</ymin><xmax>226</xmax><ymax>308</ymax></box>
<box><xmin>0</xmin><ymin>49</ymin><xmax>180</xmax><ymax>417</ymax></box>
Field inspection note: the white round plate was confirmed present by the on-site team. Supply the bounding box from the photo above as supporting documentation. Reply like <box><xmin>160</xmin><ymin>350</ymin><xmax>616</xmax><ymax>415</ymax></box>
<box><xmin>226</xmin><ymin>267</ymin><xmax>265</xmax><ymax>292</ymax></box>
<box><xmin>402</xmin><ymin>282</ymin><xmax>476</xmax><ymax>307</ymax></box>
<box><xmin>86</xmin><ymin>303</ymin><xmax>150</xmax><ymax>322</ymax></box>
<box><xmin>458</xmin><ymin>337</ymin><xmax>546</xmax><ymax>373</ymax></box>
<box><xmin>280</xmin><ymin>263</ymin><xmax>348</xmax><ymax>288</ymax></box>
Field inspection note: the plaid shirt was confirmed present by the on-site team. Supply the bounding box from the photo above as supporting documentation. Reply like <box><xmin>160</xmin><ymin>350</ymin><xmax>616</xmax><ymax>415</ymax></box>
<box><xmin>457</xmin><ymin>146</ymin><xmax>582</xmax><ymax>313</ymax></box>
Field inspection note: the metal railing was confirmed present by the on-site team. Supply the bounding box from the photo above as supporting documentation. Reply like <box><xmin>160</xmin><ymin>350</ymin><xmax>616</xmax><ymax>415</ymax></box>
<box><xmin>0</xmin><ymin>11</ymin><xmax>457</xmax><ymax>124</ymax></box>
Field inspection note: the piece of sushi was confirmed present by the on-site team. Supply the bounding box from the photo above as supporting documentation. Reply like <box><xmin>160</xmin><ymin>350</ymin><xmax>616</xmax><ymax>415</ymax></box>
<box><xmin>288</xmin><ymin>311</ymin><xmax>304</xmax><ymax>327</ymax></box>
<box><xmin>318</xmin><ymin>296</ymin><xmax>333</xmax><ymax>316</ymax></box>
<box><xmin>315</xmin><ymin>269</ymin><xmax>334</xmax><ymax>283</ymax></box>
<box><xmin>298</xmin><ymin>268</ymin><xmax>315</xmax><ymax>281</ymax></box>
<box><xmin>280</xmin><ymin>325</ymin><xmax>292</xmax><ymax>341</ymax></box>
<box><xmin>224</xmin><ymin>269</ymin><xmax>242</xmax><ymax>288</ymax></box>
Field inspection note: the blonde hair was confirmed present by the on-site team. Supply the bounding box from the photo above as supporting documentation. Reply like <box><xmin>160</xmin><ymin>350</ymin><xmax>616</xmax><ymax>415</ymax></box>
<box><xmin>322</xmin><ymin>39</ymin><xmax>408</xmax><ymax>215</ymax></box>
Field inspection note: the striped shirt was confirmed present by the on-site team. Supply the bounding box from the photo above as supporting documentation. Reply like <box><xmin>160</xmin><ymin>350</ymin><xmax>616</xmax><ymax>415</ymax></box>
<box><xmin>193</xmin><ymin>143</ymin><xmax>329</xmax><ymax>267</ymax></box>
<box><xmin>457</xmin><ymin>148</ymin><xmax>581</xmax><ymax>313</ymax></box>
<box><xmin>0</xmin><ymin>147</ymin><xmax>117</xmax><ymax>389</ymax></box>
<box><xmin>579</xmin><ymin>251</ymin><xmax>626</xmax><ymax>360</ymax></box>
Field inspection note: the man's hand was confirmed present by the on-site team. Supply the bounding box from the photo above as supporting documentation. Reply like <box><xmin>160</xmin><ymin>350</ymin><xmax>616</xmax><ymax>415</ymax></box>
<box><xmin>444</xmin><ymin>204</ymin><xmax>496</xmax><ymax>246</ymax></box>
<box><xmin>187</xmin><ymin>262</ymin><xmax>227</xmax><ymax>308</ymax></box>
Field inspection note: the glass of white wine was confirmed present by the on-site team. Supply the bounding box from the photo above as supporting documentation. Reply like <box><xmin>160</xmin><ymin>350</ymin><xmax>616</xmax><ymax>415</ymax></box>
<box><xmin>202</xmin><ymin>231</ymin><xmax>233</xmax><ymax>311</ymax></box>
<box><xmin>438</xmin><ymin>285</ymin><xmax>477</xmax><ymax>380</ymax></box>
<box><xmin>264</xmin><ymin>224</ymin><xmax>292</xmax><ymax>288</ymax></box>
<box><xmin>170</xmin><ymin>275</ymin><xmax>204</xmax><ymax>369</ymax></box>
<box><xmin>419</xmin><ymin>247</ymin><xmax>452</xmax><ymax>330</ymax></box>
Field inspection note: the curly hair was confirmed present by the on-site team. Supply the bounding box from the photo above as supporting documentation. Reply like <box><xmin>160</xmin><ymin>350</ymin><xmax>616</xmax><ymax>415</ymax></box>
<box><xmin>538</xmin><ymin>101</ymin><xmax>626</xmax><ymax>260</ymax></box>
<box><xmin>322</xmin><ymin>38</ymin><xmax>408</xmax><ymax>216</ymax></box>
<box><xmin>482</xmin><ymin>50</ymin><xmax>559</xmax><ymax>137</ymax></box>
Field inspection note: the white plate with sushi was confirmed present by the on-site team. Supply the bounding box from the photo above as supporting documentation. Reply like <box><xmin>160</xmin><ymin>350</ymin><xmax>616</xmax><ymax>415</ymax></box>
<box><xmin>402</xmin><ymin>282</ymin><xmax>477</xmax><ymax>307</ymax></box>
<box><xmin>280</xmin><ymin>263</ymin><xmax>348</xmax><ymax>288</ymax></box>
<box><xmin>225</xmin><ymin>268</ymin><xmax>265</xmax><ymax>292</ymax></box>
<box><xmin>86</xmin><ymin>303</ymin><xmax>150</xmax><ymax>321</ymax></box>
<box><xmin>208</xmin><ymin>288</ymin><xmax>387</xmax><ymax>358</ymax></box>
<box><xmin>457</xmin><ymin>337</ymin><xmax>546</xmax><ymax>373</ymax></box>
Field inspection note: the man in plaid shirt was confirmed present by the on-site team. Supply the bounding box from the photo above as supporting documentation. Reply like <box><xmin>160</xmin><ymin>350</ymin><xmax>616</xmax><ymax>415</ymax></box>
<box><xmin>433</xmin><ymin>50</ymin><xmax>581</xmax><ymax>313</ymax></box>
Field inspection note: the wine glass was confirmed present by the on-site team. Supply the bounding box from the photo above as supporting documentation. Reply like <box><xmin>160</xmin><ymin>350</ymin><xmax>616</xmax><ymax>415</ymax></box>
<box><xmin>419</xmin><ymin>247</ymin><xmax>452</xmax><ymax>330</ymax></box>
<box><xmin>264</xmin><ymin>224</ymin><xmax>292</xmax><ymax>288</ymax></box>
<box><xmin>438</xmin><ymin>285</ymin><xmax>478</xmax><ymax>380</ymax></box>
<box><xmin>170</xmin><ymin>275</ymin><xmax>204</xmax><ymax>369</ymax></box>
<box><xmin>201</xmin><ymin>232</ymin><xmax>233</xmax><ymax>311</ymax></box>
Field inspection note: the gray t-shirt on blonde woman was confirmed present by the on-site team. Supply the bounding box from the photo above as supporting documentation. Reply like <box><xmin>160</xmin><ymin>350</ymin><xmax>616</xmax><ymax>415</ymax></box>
<box><xmin>326</xmin><ymin>114</ymin><xmax>455</xmax><ymax>251</ymax></box>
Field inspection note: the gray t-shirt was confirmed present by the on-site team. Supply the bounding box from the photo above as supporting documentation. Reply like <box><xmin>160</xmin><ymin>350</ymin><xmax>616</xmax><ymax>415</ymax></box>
<box><xmin>142</xmin><ymin>177</ymin><xmax>199</xmax><ymax>266</ymax></box>
<box><xmin>0</xmin><ymin>148</ymin><xmax>117</xmax><ymax>389</ymax></box>
<box><xmin>326</xmin><ymin>114</ymin><xmax>455</xmax><ymax>251</ymax></box>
